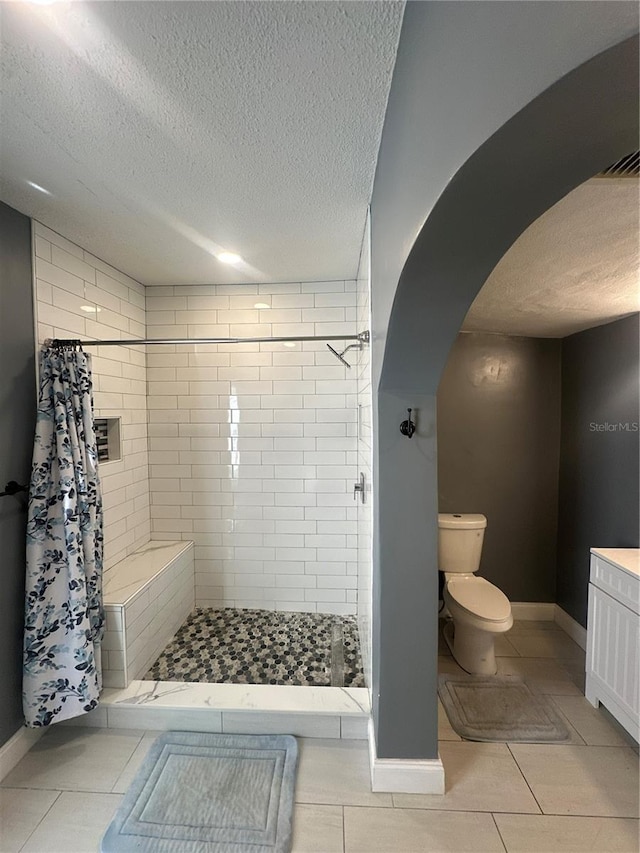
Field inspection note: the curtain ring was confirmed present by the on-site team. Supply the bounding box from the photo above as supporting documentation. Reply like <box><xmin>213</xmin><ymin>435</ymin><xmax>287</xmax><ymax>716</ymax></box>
<box><xmin>49</xmin><ymin>339</ymin><xmax>82</xmax><ymax>352</ymax></box>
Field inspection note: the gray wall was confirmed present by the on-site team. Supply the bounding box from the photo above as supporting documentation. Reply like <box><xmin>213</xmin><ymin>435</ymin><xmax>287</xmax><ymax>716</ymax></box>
<box><xmin>370</xmin><ymin>2</ymin><xmax>639</xmax><ymax>391</ymax></box>
<box><xmin>0</xmin><ymin>201</ymin><xmax>35</xmax><ymax>746</ymax></box>
<box><xmin>557</xmin><ymin>314</ymin><xmax>640</xmax><ymax>626</ymax></box>
<box><xmin>437</xmin><ymin>333</ymin><xmax>561</xmax><ymax>602</ymax></box>
<box><xmin>370</xmin><ymin>0</ymin><xmax>639</xmax><ymax>760</ymax></box>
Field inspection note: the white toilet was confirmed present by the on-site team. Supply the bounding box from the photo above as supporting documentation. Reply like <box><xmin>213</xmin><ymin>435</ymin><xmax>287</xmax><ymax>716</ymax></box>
<box><xmin>439</xmin><ymin>513</ymin><xmax>513</xmax><ymax>675</ymax></box>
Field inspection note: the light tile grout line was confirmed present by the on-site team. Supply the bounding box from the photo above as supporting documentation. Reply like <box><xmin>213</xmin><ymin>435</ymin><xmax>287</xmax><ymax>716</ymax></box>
<box><xmin>388</xmin><ymin>802</ymin><xmax>548</xmax><ymax>817</ymax></box>
<box><xmin>109</xmin><ymin>731</ymin><xmax>147</xmax><ymax>793</ymax></box>
<box><xmin>506</xmin><ymin>743</ymin><xmax>544</xmax><ymax>816</ymax></box>
<box><xmin>5</xmin><ymin>780</ymin><xmax>133</xmax><ymax>795</ymax></box>
<box><xmin>487</xmin><ymin>810</ymin><xmax>640</xmax><ymax>819</ymax></box>
<box><xmin>552</xmin><ymin>699</ymin><xmax>592</xmax><ymax>746</ymax></box>
<box><xmin>490</xmin><ymin>812</ymin><xmax>509</xmax><ymax>853</ymax></box>
<box><xmin>350</xmin><ymin>801</ymin><xmax>640</xmax><ymax>817</ymax></box>
<box><xmin>16</xmin><ymin>789</ymin><xmax>63</xmax><ymax>853</ymax></box>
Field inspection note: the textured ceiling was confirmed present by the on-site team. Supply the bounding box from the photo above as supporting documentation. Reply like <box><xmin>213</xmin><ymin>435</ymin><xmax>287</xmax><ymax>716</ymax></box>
<box><xmin>2</xmin><ymin>3</ymin><xmax>635</xmax><ymax>334</ymax></box>
<box><xmin>0</xmin><ymin>1</ymin><xmax>403</xmax><ymax>285</ymax></box>
<box><xmin>463</xmin><ymin>179</ymin><xmax>640</xmax><ymax>338</ymax></box>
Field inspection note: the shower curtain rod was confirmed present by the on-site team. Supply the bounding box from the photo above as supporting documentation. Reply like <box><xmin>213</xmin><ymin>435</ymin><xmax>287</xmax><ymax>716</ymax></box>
<box><xmin>48</xmin><ymin>331</ymin><xmax>370</xmax><ymax>348</ymax></box>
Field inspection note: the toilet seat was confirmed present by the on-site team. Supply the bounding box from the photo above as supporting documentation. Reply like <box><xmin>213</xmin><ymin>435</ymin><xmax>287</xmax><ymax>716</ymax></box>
<box><xmin>446</xmin><ymin>576</ymin><xmax>511</xmax><ymax>622</ymax></box>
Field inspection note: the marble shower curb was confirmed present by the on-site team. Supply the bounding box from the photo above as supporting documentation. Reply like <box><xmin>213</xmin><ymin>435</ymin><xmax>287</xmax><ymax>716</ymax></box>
<box><xmin>61</xmin><ymin>680</ymin><xmax>371</xmax><ymax>740</ymax></box>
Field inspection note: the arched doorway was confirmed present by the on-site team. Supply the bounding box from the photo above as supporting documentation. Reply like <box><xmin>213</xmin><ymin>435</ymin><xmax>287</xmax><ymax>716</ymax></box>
<box><xmin>372</xmin><ymin>32</ymin><xmax>639</xmax><ymax>767</ymax></box>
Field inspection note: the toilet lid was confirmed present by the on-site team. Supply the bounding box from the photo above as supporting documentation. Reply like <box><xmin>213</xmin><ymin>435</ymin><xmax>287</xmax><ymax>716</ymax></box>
<box><xmin>447</xmin><ymin>577</ymin><xmax>511</xmax><ymax>621</ymax></box>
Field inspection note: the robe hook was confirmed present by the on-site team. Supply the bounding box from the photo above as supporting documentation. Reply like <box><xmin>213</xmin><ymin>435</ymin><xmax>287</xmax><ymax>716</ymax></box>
<box><xmin>400</xmin><ymin>408</ymin><xmax>416</xmax><ymax>439</ymax></box>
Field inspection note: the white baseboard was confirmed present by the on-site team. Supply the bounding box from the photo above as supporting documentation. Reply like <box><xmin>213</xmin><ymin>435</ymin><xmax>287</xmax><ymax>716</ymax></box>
<box><xmin>510</xmin><ymin>602</ymin><xmax>556</xmax><ymax>621</ymax></box>
<box><xmin>0</xmin><ymin>726</ymin><xmax>42</xmax><ymax>782</ymax></box>
<box><xmin>368</xmin><ymin>719</ymin><xmax>445</xmax><ymax>794</ymax></box>
<box><xmin>554</xmin><ymin>605</ymin><xmax>587</xmax><ymax>651</ymax></box>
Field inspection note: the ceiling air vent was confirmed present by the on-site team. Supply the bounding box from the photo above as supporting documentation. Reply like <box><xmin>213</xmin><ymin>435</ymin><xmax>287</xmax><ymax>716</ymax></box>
<box><xmin>597</xmin><ymin>151</ymin><xmax>639</xmax><ymax>177</ymax></box>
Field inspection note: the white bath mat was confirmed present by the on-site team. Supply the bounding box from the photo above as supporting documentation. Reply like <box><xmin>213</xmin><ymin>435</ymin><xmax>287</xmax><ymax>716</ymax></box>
<box><xmin>101</xmin><ymin>731</ymin><xmax>298</xmax><ymax>852</ymax></box>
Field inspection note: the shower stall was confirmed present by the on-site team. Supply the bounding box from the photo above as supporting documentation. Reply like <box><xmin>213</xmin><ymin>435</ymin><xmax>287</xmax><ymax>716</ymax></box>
<box><xmin>31</xmin><ymin>218</ymin><xmax>373</xmax><ymax>736</ymax></box>
<box><xmin>45</xmin><ymin>276</ymin><xmax>372</xmax><ymax>693</ymax></box>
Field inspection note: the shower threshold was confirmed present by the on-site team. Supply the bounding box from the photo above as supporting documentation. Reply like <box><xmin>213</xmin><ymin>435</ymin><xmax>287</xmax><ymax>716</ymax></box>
<box><xmin>96</xmin><ymin>679</ymin><xmax>370</xmax><ymax>739</ymax></box>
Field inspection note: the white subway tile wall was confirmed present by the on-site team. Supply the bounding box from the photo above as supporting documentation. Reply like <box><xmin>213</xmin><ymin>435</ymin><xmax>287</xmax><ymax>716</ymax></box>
<box><xmin>146</xmin><ymin>281</ymin><xmax>361</xmax><ymax>614</ymax></box>
<box><xmin>355</xmin><ymin>216</ymin><xmax>373</xmax><ymax>686</ymax></box>
<box><xmin>33</xmin><ymin>222</ymin><xmax>151</xmax><ymax>575</ymax></box>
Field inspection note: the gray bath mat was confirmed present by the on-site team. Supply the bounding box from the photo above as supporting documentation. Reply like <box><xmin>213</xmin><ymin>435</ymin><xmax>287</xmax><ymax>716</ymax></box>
<box><xmin>101</xmin><ymin>731</ymin><xmax>298</xmax><ymax>853</ymax></box>
<box><xmin>438</xmin><ymin>674</ymin><xmax>570</xmax><ymax>743</ymax></box>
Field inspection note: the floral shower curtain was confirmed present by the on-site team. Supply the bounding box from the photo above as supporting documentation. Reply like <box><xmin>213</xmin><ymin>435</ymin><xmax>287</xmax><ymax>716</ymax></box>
<box><xmin>23</xmin><ymin>344</ymin><xmax>104</xmax><ymax>727</ymax></box>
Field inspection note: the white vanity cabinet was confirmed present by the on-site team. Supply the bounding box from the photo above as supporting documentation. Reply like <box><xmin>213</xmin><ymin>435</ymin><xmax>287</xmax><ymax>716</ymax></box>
<box><xmin>586</xmin><ymin>548</ymin><xmax>639</xmax><ymax>741</ymax></box>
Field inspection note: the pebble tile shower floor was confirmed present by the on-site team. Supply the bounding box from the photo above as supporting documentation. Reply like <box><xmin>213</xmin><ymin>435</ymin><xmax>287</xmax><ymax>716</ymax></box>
<box><xmin>144</xmin><ymin>608</ymin><xmax>365</xmax><ymax>687</ymax></box>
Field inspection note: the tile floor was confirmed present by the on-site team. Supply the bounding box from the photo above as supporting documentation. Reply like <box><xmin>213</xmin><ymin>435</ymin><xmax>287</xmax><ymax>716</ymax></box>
<box><xmin>1</xmin><ymin>620</ymin><xmax>638</xmax><ymax>852</ymax></box>
<box><xmin>144</xmin><ymin>607</ymin><xmax>365</xmax><ymax>688</ymax></box>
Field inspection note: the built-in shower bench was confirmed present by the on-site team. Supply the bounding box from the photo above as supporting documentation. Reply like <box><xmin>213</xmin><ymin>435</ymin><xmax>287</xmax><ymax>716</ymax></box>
<box><xmin>102</xmin><ymin>540</ymin><xmax>194</xmax><ymax>688</ymax></box>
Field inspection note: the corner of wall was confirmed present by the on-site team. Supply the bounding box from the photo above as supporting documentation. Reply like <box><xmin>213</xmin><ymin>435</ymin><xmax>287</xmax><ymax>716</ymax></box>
<box><xmin>367</xmin><ymin>719</ymin><xmax>444</xmax><ymax>794</ymax></box>
<box><xmin>31</xmin><ymin>221</ymin><xmax>151</xmax><ymax>574</ymax></box>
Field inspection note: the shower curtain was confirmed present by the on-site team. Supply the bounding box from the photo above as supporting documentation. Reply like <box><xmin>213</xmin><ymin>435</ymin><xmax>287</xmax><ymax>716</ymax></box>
<box><xmin>23</xmin><ymin>345</ymin><xmax>104</xmax><ymax>727</ymax></box>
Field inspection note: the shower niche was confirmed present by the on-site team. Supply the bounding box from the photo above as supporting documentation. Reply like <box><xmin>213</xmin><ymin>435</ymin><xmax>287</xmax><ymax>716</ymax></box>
<box><xmin>95</xmin><ymin>417</ymin><xmax>122</xmax><ymax>464</ymax></box>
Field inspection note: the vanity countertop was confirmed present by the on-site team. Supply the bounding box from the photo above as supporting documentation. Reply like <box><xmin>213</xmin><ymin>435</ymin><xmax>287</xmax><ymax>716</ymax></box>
<box><xmin>590</xmin><ymin>548</ymin><xmax>640</xmax><ymax>579</ymax></box>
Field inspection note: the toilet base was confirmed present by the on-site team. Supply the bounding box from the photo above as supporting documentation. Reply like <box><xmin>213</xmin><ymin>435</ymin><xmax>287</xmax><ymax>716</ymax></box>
<box><xmin>443</xmin><ymin>619</ymin><xmax>498</xmax><ymax>676</ymax></box>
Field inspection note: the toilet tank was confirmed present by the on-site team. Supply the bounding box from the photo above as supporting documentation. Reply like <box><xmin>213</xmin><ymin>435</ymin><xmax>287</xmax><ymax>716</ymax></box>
<box><xmin>438</xmin><ymin>513</ymin><xmax>487</xmax><ymax>574</ymax></box>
